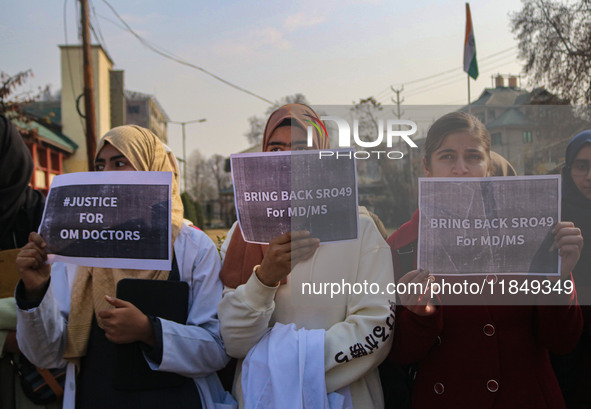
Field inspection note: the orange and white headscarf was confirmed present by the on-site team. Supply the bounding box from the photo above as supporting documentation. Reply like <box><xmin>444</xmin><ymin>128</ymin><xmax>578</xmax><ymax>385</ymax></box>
<box><xmin>64</xmin><ymin>125</ymin><xmax>184</xmax><ymax>363</ymax></box>
<box><xmin>220</xmin><ymin>104</ymin><xmax>327</xmax><ymax>289</ymax></box>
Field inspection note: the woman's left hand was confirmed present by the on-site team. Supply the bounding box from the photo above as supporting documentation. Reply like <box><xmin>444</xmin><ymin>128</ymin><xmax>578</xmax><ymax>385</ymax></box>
<box><xmin>98</xmin><ymin>296</ymin><xmax>155</xmax><ymax>346</ymax></box>
<box><xmin>553</xmin><ymin>221</ymin><xmax>584</xmax><ymax>279</ymax></box>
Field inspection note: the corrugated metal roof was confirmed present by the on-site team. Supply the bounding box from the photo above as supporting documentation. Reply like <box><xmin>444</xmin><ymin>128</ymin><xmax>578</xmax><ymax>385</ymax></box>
<box><xmin>486</xmin><ymin>108</ymin><xmax>534</xmax><ymax>128</ymax></box>
<box><xmin>469</xmin><ymin>87</ymin><xmax>530</xmax><ymax>107</ymax></box>
<box><xmin>12</xmin><ymin>118</ymin><xmax>78</xmax><ymax>153</ymax></box>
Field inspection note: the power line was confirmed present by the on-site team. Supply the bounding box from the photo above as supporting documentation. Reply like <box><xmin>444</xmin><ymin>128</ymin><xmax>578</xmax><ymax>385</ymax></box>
<box><xmin>404</xmin><ymin>74</ymin><xmax>465</xmax><ymax>98</ymax></box>
<box><xmin>373</xmin><ymin>87</ymin><xmax>392</xmax><ymax>100</ymax></box>
<box><xmin>404</xmin><ymin>46</ymin><xmax>516</xmax><ymax>86</ymax></box>
<box><xmin>100</xmin><ymin>0</ymin><xmax>273</xmax><ymax>104</ymax></box>
<box><xmin>372</xmin><ymin>46</ymin><xmax>517</xmax><ymax>102</ymax></box>
<box><xmin>439</xmin><ymin>98</ymin><xmax>467</xmax><ymax>105</ymax></box>
<box><xmin>89</xmin><ymin>0</ymin><xmax>109</xmax><ymax>56</ymax></box>
<box><xmin>404</xmin><ymin>56</ymin><xmax>520</xmax><ymax>100</ymax></box>
<box><xmin>404</xmin><ymin>51</ymin><xmax>517</xmax><ymax>95</ymax></box>
<box><xmin>479</xmin><ymin>46</ymin><xmax>518</xmax><ymax>62</ymax></box>
<box><xmin>479</xmin><ymin>59</ymin><xmax>523</xmax><ymax>76</ymax></box>
<box><xmin>87</xmin><ymin>0</ymin><xmax>126</xmax><ymax>101</ymax></box>
<box><xmin>404</xmin><ymin>54</ymin><xmax>518</xmax><ymax>98</ymax></box>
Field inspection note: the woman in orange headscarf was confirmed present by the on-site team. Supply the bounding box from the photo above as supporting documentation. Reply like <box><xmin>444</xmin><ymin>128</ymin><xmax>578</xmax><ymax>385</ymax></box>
<box><xmin>219</xmin><ymin>104</ymin><xmax>394</xmax><ymax>409</ymax></box>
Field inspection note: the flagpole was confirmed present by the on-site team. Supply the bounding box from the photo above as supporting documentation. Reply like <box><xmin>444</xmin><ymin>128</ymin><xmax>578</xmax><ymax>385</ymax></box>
<box><xmin>467</xmin><ymin>74</ymin><xmax>471</xmax><ymax>114</ymax></box>
<box><xmin>464</xmin><ymin>2</ymin><xmax>477</xmax><ymax>114</ymax></box>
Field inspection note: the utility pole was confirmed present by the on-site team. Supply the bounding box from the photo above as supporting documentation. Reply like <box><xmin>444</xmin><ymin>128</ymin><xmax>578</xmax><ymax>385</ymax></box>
<box><xmin>80</xmin><ymin>0</ymin><xmax>97</xmax><ymax>170</ymax></box>
<box><xmin>391</xmin><ymin>85</ymin><xmax>414</xmax><ymax>217</ymax></box>
<box><xmin>391</xmin><ymin>85</ymin><xmax>404</xmax><ymax>119</ymax></box>
<box><xmin>169</xmin><ymin>118</ymin><xmax>206</xmax><ymax>192</ymax></box>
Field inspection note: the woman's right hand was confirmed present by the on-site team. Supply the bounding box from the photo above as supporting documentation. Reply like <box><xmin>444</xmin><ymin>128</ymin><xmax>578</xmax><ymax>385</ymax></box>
<box><xmin>398</xmin><ymin>269</ymin><xmax>437</xmax><ymax>316</ymax></box>
<box><xmin>256</xmin><ymin>231</ymin><xmax>320</xmax><ymax>287</ymax></box>
<box><xmin>16</xmin><ymin>232</ymin><xmax>51</xmax><ymax>300</ymax></box>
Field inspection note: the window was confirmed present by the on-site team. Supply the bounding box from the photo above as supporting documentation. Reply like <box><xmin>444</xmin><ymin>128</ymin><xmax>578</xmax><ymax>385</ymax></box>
<box><xmin>491</xmin><ymin>133</ymin><xmax>502</xmax><ymax>145</ymax></box>
<box><xmin>523</xmin><ymin>131</ymin><xmax>533</xmax><ymax>143</ymax></box>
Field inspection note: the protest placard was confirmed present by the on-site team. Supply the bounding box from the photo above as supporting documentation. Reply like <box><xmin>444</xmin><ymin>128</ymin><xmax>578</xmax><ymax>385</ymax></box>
<box><xmin>418</xmin><ymin>175</ymin><xmax>560</xmax><ymax>276</ymax></box>
<box><xmin>231</xmin><ymin>149</ymin><xmax>358</xmax><ymax>243</ymax></box>
<box><xmin>39</xmin><ymin>171</ymin><xmax>172</xmax><ymax>270</ymax></box>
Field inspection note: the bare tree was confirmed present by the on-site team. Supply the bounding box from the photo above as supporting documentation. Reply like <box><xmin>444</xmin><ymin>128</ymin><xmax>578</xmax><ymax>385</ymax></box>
<box><xmin>188</xmin><ymin>150</ymin><xmax>216</xmax><ymax>202</ymax></box>
<box><xmin>208</xmin><ymin>154</ymin><xmax>232</xmax><ymax>194</ymax></box>
<box><xmin>244</xmin><ymin>115</ymin><xmax>266</xmax><ymax>145</ymax></box>
<box><xmin>350</xmin><ymin>97</ymin><xmax>415</xmax><ymax>227</ymax></box>
<box><xmin>0</xmin><ymin>70</ymin><xmax>49</xmax><ymax>117</ymax></box>
<box><xmin>510</xmin><ymin>0</ymin><xmax>591</xmax><ymax>104</ymax></box>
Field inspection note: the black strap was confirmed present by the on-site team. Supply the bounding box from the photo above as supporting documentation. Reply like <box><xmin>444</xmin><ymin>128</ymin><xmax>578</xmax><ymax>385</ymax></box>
<box><xmin>397</xmin><ymin>243</ymin><xmax>415</xmax><ymax>275</ymax></box>
<box><xmin>168</xmin><ymin>252</ymin><xmax>180</xmax><ymax>282</ymax></box>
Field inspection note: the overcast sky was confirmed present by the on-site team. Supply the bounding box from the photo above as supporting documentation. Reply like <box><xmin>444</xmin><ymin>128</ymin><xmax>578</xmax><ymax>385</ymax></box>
<box><xmin>2</xmin><ymin>0</ymin><xmax>525</xmax><ymax>160</ymax></box>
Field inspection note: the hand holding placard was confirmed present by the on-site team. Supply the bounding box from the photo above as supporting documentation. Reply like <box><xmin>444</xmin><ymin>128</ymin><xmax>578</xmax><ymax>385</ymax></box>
<box><xmin>39</xmin><ymin>171</ymin><xmax>172</xmax><ymax>270</ymax></box>
<box><xmin>419</xmin><ymin>176</ymin><xmax>562</xmax><ymax>276</ymax></box>
<box><xmin>256</xmin><ymin>231</ymin><xmax>320</xmax><ymax>287</ymax></box>
<box><xmin>397</xmin><ymin>269</ymin><xmax>436</xmax><ymax>316</ymax></box>
<box><xmin>231</xmin><ymin>150</ymin><xmax>358</xmax><ymax>244</ymax></box>
<box><xmin>552</xmin><ymin>221</ymin><xmax>583</xmax><ymax>279</ymax></box>
<box><xmin>16</xmin><ymin>232</ymin><xmax>50</xmax><ymax>301</ymax></box>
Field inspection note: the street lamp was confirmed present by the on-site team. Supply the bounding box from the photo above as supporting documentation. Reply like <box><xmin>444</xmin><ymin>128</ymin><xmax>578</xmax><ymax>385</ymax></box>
<box><xmin>168</xmin><ymin>118</ymin><xmax>206</xmax><ymax>192</ymax></box>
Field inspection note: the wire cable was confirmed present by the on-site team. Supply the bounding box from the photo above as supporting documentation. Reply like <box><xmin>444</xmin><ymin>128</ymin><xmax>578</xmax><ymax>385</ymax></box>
<box><xmin>100</xmin><ymin>0</ymin><xmax>273</xmax><ymax>104</ymax></box>
<box><xmin>372</xmin><ymin>46</ymin><xmax>517</xmax><ymax>102</ymax></box>
<box><xmin>403</xmin><ymin>54</ymin><xmax>518</xmax><ymax>99</ymax></box>
<box><xmin>404</xmin><ymin>57</ymin><xmax>521</xmax><ymax>101</ymax></box>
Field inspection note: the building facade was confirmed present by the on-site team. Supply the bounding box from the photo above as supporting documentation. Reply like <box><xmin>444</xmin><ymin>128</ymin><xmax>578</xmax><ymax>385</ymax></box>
<box><xmin>125</xmin><ymin>90</ymin><xmax>169</xmax><ymax>143</ymax></box>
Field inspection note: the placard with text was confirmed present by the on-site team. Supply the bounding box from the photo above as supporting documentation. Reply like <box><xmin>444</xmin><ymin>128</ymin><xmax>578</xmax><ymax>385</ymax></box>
<box><xmin>418</xmin><ymin>175</ymin><xmax>560</xmax><ymax>276</ymax></box>
<box><xmin>231</xmin><ymin>149</ymin><xmax>358</xmax><ymax>243</ymax></box>
<box><xmin>39</xmin><ymin>171</ymin><xmax>172</xmax><ymax>270</ymax></box>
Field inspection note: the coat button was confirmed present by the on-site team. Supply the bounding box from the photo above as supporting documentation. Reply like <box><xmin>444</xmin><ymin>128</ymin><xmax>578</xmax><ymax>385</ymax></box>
<box><xmin>434</xmin><ymin>382</ymin><xmax>444</xmax><ymax>395</ymax></box>
<box><xmin>483</xmin><ymin>324</ymin><xmax>495</xmax><ymax>336</ymax></box>
<box><xmin>487</xmin><ymin>379</ymin><xmax>499</xmax><ymax>392</ymax></box>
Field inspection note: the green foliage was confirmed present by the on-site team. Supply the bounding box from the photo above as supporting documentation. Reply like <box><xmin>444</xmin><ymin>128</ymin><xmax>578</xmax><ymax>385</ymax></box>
<box><xmin>181</xmin><ymin>192</ymin><xmax>204</xmax><ymax>229</ymax></box>
<box><xmin>215</xmin><ymin>234</ymin><xmax>226</xmax><ymax>258</ymax></box>
<box><xmin>194</xmin><ymin>200</ymin><xmax>204</xmax><ymax>230</ymax></box>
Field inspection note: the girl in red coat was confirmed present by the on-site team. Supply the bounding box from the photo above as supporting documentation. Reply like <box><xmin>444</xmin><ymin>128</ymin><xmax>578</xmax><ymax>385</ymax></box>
<box><xmin>387</xmin><ymin>111</ymin><xmax>583</xmax><ymax>409</ymax></box>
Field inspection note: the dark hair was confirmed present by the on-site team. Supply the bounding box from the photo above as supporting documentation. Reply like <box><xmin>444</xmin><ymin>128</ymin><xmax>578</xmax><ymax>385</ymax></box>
<box><xmin>275</xmin><ymin>118</ymin><xmax>303</xmax><ymax>130</ymax></box>
<box><xmin>424</xmin><ymin>111</ymin><xmax>491</xmax><ymax>170</ymax></box>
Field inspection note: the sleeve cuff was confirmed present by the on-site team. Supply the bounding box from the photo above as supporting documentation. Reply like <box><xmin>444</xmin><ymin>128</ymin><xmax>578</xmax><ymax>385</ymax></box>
<box><xmin>14</xmin><ymin>279</ymin><xmax>49</xmax><ymax>311</ymax></box>
<box><xmin>141</xmin><ymin>316</ymin><xmax>163</xmax><ymax>365</ymax></box>
<box><xmin>241</xmin><ymin>271</ymin><xmax>279</xmax><ymax>311</ymax></box>
<box><xmin>404</xmin><ymin>305</ymin><xmax>443</xmax><ymax>335</ymax></box>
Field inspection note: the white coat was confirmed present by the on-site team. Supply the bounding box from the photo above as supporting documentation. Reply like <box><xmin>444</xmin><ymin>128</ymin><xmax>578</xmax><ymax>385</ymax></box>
<box><xmin>219</xmin><ymin>208</ymin><xmax>395</xmax><ymax>409</ymax></box>
<box><xmin>16</xmin><ymin>224</ymin><xmax>237</xmax><ymax>409</ymax></box>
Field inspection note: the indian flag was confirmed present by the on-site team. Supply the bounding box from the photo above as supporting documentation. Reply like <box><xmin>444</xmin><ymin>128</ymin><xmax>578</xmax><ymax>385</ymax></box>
<box><xmin>463</xmin><ymin>3</ymin><xmax>478</xmax><ymax>80</ymax></box>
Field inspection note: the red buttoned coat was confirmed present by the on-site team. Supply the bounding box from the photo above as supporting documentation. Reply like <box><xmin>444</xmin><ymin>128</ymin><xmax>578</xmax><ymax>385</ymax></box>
<box><xmin>387</xmin><ymin>210</ymin><xmax>582</xmax><ymax>409</ymax></box>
